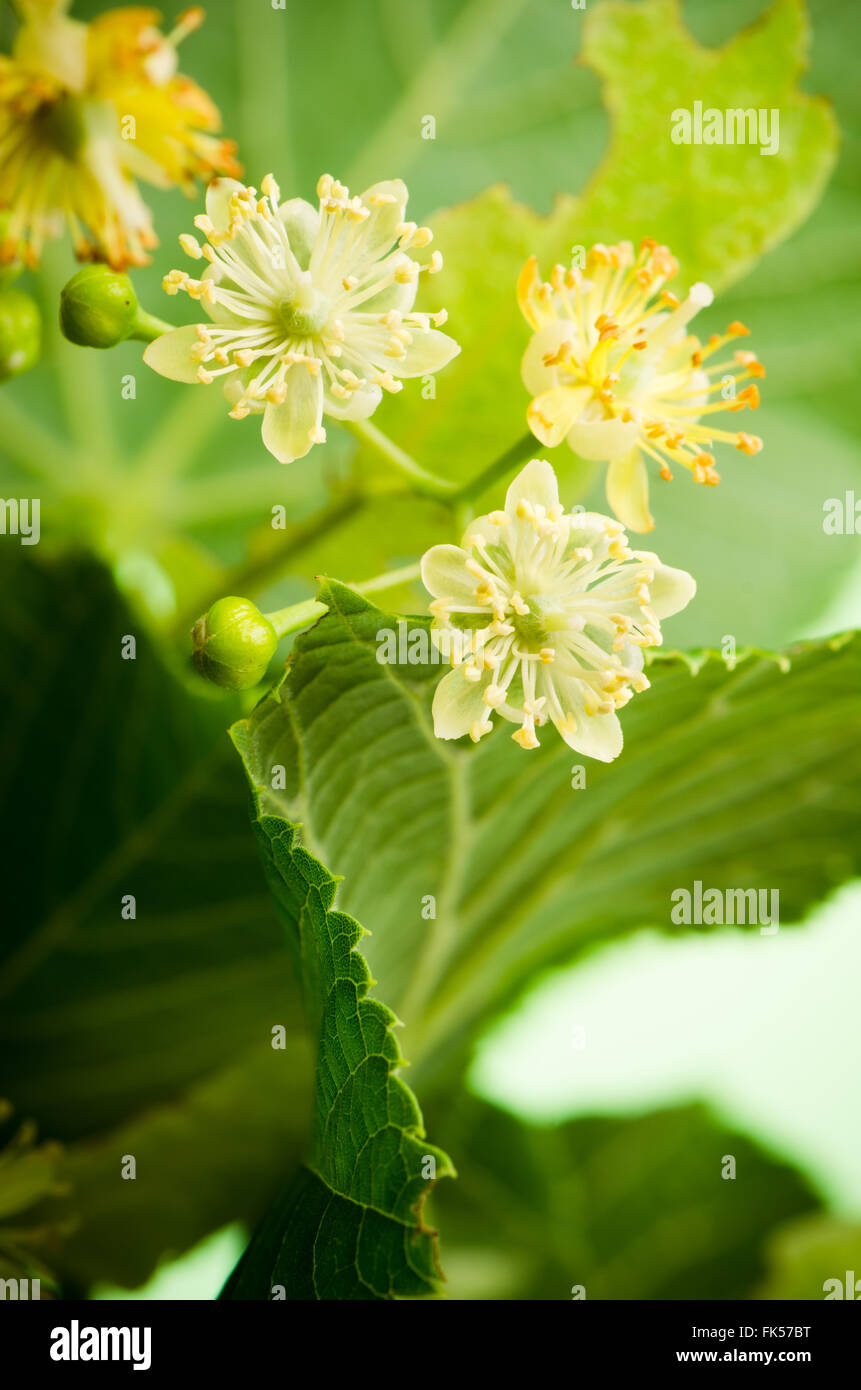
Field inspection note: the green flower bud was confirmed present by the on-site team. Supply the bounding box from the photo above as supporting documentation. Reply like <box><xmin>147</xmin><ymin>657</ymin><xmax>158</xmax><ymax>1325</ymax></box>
<box><xmin>59</xmin><ymin>265</ymin><xmax>170</xmax><ymax>349</ymax></box>
<box><xmin>192</xmin><ymin>597</ymin><xmax>279</xmax><ymax>691</ymax></box>
<box><xmin>0</xmin><ymin>287</ymin><xmax>41</xmax><ymax>382</ymax></box>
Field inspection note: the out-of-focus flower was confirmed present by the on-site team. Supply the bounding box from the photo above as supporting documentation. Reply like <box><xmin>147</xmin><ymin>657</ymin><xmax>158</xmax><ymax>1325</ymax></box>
<box><xmin>144</xmin><ymin>173</ymin><xmax>460</xmax><ymax>464</ymax></box>
<box><xmin>421</xmin><ymin>458</ymin><xmax>695</xmax><ymax>761</ymax></box>
<box><xmin>0</xmin><ymin>1</ymin><xmax>239</xmax><ymax>269</ymax></box>
<box><xmin>518</xmin><ymin>240</ymin><xmax>765</xmax><ymax>532</ymax></box>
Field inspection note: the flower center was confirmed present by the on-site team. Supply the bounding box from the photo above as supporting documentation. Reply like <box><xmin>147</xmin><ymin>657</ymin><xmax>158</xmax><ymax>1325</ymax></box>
<box><xmin>277</xmin><ymin>282</ymin><xmax>329</xmax><ymax>337</ymax></box>
<box><xmin>515</xmin><ymin>593</ymin><xmax>568</xmax><ymax>648</ymax></box>
<box><xmin>34</xmin><ymin>94</ymin><xmax>89</xmax><ymax>161</ymax></box>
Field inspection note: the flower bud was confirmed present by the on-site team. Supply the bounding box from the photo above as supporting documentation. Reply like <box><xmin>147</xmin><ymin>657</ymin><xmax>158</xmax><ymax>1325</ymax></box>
<box><xmin>192</xmin><ymin>597</ymin><xmax>278</xmax><ymax>690</ymax></box>
<box><xmin>0</xmin><ymin>287</ymin><xmax>41</xmax><ymax>382</ymax></box>
<box><xmin>59</xmin><ymin>265</ymin><xmax>169</xmax><ymax>349</ymax></box>
<box><xmin>60</xmin><ymin>265</ymin><xmax>141</xmax><ymax>348</ymax></box>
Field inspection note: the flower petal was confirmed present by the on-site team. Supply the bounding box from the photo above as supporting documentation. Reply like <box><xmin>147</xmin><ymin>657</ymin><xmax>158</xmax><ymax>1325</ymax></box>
<box><xmin>550</xmin><ymin>691</ymin><xmax>624</xmax><ymax>762</ymax></box>
<box><xmin>143</xmin><ymin>325</ymin><xmax>206</xmax><ymax>383</ymax></box>
<box><xmin>568</xmin><ymin>511</ymin><xmax>616</xmax><ymax>546</ymax></box>
<box><xmin>278</xmin><ymin>197</ymin><xmax>320</xmax><ymax>269</ymax></box>
<box><xmin>647</xmin><ymin>563</ymin><xmax>696</xmax><ymax>619</ymax></box>
<box><xmin>323</xmin><ymin>381</ymin><xmax>382</xmax><ymax>422</ymax></box>
<box><xmin>605</xmin><ymin>450</ymin><xmax>655</xmax><ymax>533</ymax></box>
<box><xmin>431</xmin><ymin>667</ymin><xmax>491</xmax><ymax>741</ymax></box>
<box><xmin>361</xmin><ymin>279</ymin><xmax>418</xmax><ymax>316</ymax></box>
<box><xmin>205</xmin><ymin>177</ymin><xmax>246</xmax><ymax>231</ymax></box>
<box><xmin>354</xmin><ymin>179</ymin><xmax>409</xmax><ymax>261</ymax></box>
<box><xmin>420</xmin><ymin>544</ymin><xmax>475</xmax><ymax>602</ymax></box>
<box><xmin>567</xmin><ymin>414</ymin><xmax>641</xmax><ymax>462</ymax></box>
<box><xmin>528</xmin><ymin>385</ymin><xmax>593</xmax><ymax>448</ymax></box>
<box><xmin>261</xmin><ymin>366</ymin><xmax>323</xmax><ymax>463</ymax></box>
<box><xmin>521</xmin><ymin>320</ymin><xmax>576</xmax><ymax>395</ymax></box>
<box><xmin>224</xmin><ymin>375</ymin><xmax>264</xmax><ymax>414</ymax></box>
<box><xmin>568</xmin><ymin>709</ymin><xmax>623</xmax><ymax>762</ymax></box>
<box><xmin>504</xmin><ymin>457</ymin><xmax>560</xmax><ymax>516</ymax></box>
<box><xmin>383</xmin><ymin>329</ymin><xmax>460</xmax><ymax>379</ymax></box>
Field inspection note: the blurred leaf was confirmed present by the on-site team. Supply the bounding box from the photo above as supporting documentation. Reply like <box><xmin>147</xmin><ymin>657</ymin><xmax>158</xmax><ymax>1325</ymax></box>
<box><xmin>233</xmin><ymin>583</ymin><xmax>861</xmax><ymax>1088</ymax></box>
<box><xmin>0</xmin><ymin>554</ymin><xmax>299</xmax><ymax>1140</ymax></box>
<box><xmin>221</xmin><ymin>720</ymin><xmax>454</xmax><ymax>1300</ymax></box>
<box><xmin>0</xmin><ymin>1100</ymin><xmax>69</xmax><ymax>1289</ymax></box>
<box><xmin>51</xmin><ymin>1040</ymin><xmax>312</xmax><ymax>1290</ymax></box>
<box><xmin>0</xmin><ymin>554</ymin><xmax>317</xmax><ymax>1285</ymax></box>
<box><xmin>757</xmin><ymin>1213</ymin><xmax>861</xmax><ymax>1299</ymax></box>
<box><xmin>432</xmin><ymin>1097</ymin><xmax>821</xmax><ymax>1299</ymax></box>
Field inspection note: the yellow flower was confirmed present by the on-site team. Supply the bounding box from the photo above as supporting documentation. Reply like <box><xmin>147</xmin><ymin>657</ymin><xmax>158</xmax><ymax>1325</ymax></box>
<box><xmin>0</xmin><ymin>1</ymin><xmax>239</xmax><ymax>269</ymax></box>
<box><xmin>518</xmin><ymin>239</ymin><xmax>765</xmax><ymax>532</ymax></box>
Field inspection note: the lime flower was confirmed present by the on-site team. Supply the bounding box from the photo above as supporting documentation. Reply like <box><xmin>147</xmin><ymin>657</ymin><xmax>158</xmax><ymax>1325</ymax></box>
<box><xmin>421</xmin><ymin>458</ymin><xmax>695</xmax><ymax>761</ymax></box>
<box><xmin>0</xmin><ymin>1</ymin><xmax>239</xmax><ymax>268</ymax></box>
<box><xmin>144</xmin><ymin>173</ymin><xmax>460</xmax><ymax>464</ymax></box>
<box><xmin>518</xmin><ymin>239</ymin><xmax>765</xmax><ymax>532</ymax></box>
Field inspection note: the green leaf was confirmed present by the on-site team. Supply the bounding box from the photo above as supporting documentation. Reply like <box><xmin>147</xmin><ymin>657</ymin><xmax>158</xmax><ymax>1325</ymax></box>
<box><xmin>222</xmin><ymin>705</ymin><xmax>455</xmax><ymax>1299</ymax></box>
<box><xmin>233</xmin><ymin>582</ymin><xmax>861</xmax><ymax>1091</ymax></box>
<box><xmin>49</xmin><ymin>1040</ymin><xmax>312</xmax><ymax>1290</ymax></box>
<box><xmin>0</xmin><ymin>553</ymin><xmax>311</xmax><ymax>1285</ymax></box>
<box><xmin>431</xmin><ymin>1097</ymin><xmax>821</xmax><ymax>1300</ymax></box>
<box><xmin>0</xmin><ymin>1100</ymin><xmax>68</xmax><ymax>1289</ymax></box>
<box><xmin>0</xmin><ymin>554</ymin><xmax>299</xmax><ymax>1139</ymax></box>
<box><xmin>567</xmin><ymin>0</ymin><xmax>838</xmax><ymax>290</ymax></box>
<box><xmin>757</xmin><ymin>1214</ymin><xmax>861</xmax><ymax>1299</ymax></box>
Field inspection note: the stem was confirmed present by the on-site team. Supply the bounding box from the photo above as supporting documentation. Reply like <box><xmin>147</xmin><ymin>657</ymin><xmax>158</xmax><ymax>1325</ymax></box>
<box><xmin>264</xmin><ymin>563</ymin><xmax>421</xmax><ymax>639</ymax></box>
<box><xmin>352</xmin><ymin>561</ymin><xmax>421</xmax><ymax>595</ymax></box>
<box><xmin>267</xmin><ymin>598</ymin><xmax>328</xmax><ymax>638</ymax></box>
<box><xmin>212</xmin><ymin>492</ymin><xmax>365</xmax><ymax>605</ymax></box>
<box><xmin>454</xmin><ymin>431</ymin><xmax>535</xmax><ymax>502</ymax></box>
<box><xmin>130</xmin><ymin>308</ymin><xmax>174</xmax><ymax>343</ymax></box>
<box><xmin>265</xmin><ymin>561</ymin><xmax>423</xmax><ymax>644</ymax></box>
<box><xmin>347</xmin><ymin>418</ymin><xmax>458</xmax><ymax>500</ymax></box>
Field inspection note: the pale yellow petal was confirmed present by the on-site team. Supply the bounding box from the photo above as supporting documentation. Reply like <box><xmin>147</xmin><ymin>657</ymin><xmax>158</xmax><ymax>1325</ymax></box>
<box><xmin>605</xmin><ymin>450</ymin><xmax>655</xmax><ymax>533</ymax></box>
<box><xmin>143</xmin><ymin>325</ymin><xmax>206</xmax><ymax>383</ymax></box>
